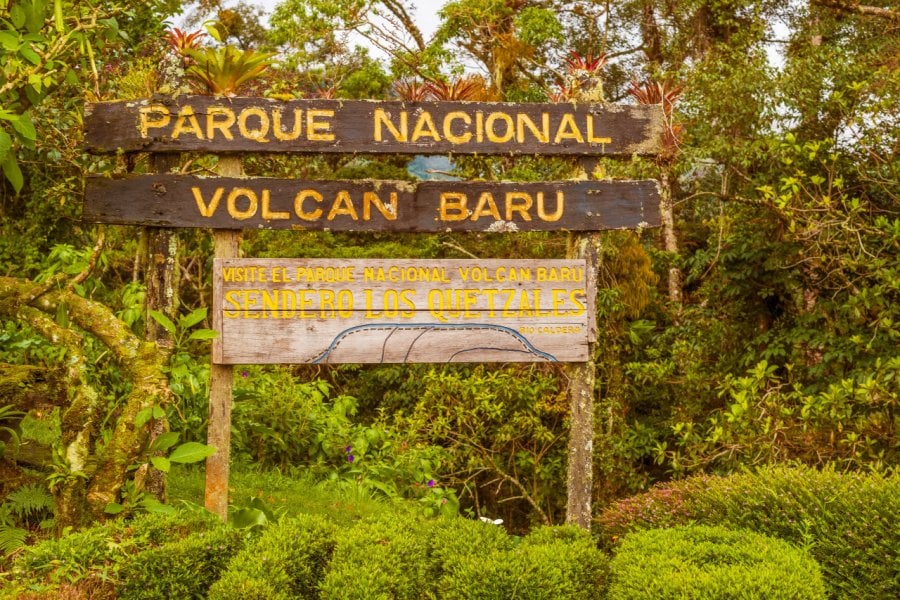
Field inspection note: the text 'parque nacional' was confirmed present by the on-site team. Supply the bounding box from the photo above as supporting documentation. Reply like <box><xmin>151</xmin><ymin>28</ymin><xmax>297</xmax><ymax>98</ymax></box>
<box><xmin>84</xmin><ymin>97</ymin><xmax>665</xmax><ymax>156</ymax></box>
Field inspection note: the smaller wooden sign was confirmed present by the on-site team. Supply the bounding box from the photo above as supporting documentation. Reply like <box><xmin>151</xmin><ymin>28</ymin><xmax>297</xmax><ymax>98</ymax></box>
<box><xmin>213</xmin><ymin>258</ymin><xmax>592</xmax><ymax>364</ymax></box>
<box><xmin>84</xmin><ymin>176</ymin><xmax>659</xmax><ymax>232</ymax></box>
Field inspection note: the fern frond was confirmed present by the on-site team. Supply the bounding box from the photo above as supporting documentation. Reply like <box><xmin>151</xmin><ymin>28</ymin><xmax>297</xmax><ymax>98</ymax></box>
<box><xmin>6</xmin><ymin>484</ymin><xmax>55</xmax><ymax>521</ymax></box>
<box><xmin>0</xmin><ymin>523</ymin><xmax>27</xmax><ymax>554</ymax></box>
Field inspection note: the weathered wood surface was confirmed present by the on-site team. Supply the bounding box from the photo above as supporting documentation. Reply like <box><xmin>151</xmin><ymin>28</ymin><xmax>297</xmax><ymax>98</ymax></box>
<box><xmin>84</xmin><ymin>175</ymin><xmax>660</xmax><ymax>232</ymax></box>
<box><xmin>84</xmin><ymin>97</ymin><xmax>665</xmax><ymax>156</ymax></box>
<box><xmin>213</xmin><ymin>258</ymin><xmax>591</xmax><ymax>364</ymax></box>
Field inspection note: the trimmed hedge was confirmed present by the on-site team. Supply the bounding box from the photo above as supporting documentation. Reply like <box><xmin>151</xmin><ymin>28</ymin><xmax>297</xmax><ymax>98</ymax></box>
<box><xmin>441</xmin><ymin>525</ymin><xmax>608</xmax><ymax>600</ymax></box>
<box><xmin>116</xmin><ymin>525</ymin><xmax>246</xmax><ymax>599</ymax></box>
<box><xmin>597</xmin><ymin>466</ymin><xmax>899</xmax><ymax>599</ymax></box>
<box><xmin>6</xmin><ymin>509</ymin><xmax>222</xmax><ymax>598</ymax></box>
<box><xmin>319</xmin><ymin>514</ymin><xmax>433</xmax><ymax>600</ymax></box>
<box><xmin>608</xmin><ymin>525</ymin><xmax>826</xmax><ymax>599</ymax></box>
<box><xmin>208</xmin><ymin>514</ymin><xmax>337</xmax><ymax>600</ymax></box>
<box><xmin>319</xmin><ymin>515</ymin><xmax>609</xmax><ymax>600</ymax></box>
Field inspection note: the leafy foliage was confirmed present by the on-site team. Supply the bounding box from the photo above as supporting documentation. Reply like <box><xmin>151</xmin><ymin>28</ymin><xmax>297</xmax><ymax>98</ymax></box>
<box><xmin>597</xmin><ymin>466</ymin><xmax>899</xmax><ymax>599</ymax></box>
<box><xmin>608</xmin><ymin>525</ymin><xmax>826</xmax><ymax>599</ymax></box>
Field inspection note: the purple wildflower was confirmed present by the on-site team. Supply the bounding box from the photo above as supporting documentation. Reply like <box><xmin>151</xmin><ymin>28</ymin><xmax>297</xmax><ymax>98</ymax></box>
<box><xmin>427</xmin><ymin>479</ymin><xmax>436</xmax><ymax>488</ymax></box>
<box><xmin>347</xmin><ymin>454</ymin><xmax>354</xmax><ymax>463</ymax></box>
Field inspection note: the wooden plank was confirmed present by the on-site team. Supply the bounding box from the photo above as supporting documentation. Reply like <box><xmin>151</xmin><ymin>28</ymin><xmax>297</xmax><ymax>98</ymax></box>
<box><xmin>84</xmin><ymin>97</ymin><xmax>665</xmax><ymax>156</ymax></box>
<box><xmin>213</xmin><ymin>258</ymin><xmax>591</xmax><ymax>364</ymax></box>
<box><xmin>84</xmin><ymin>175</ymin><xmax>660</xmax><ymax>232</ymax></box>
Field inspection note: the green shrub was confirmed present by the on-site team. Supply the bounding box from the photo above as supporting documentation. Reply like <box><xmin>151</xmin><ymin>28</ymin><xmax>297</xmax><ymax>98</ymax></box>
<box><xmin>608</xmin><ymin>525</ymin><xmax>826</xmax><ymax>599</ymax></box>
<box><xmin>9</xmin><ymin>509</ymin><xmax>220</xmax><ymax>590</ymax></box>
<box><xmin>319</xmin><ymin>514</ymin><xmax>433</xmax><ymax>600</ymax></box>
<box><xmin>116</xmin><ymin>525</ymin><xmax>245</xmax><ymax>599</ymax></box>
<box><xmin>441</xmin><ymin>525</ymin><xmax>608</xmax><ymax>600</ymax></box>
<box><xmin>208</xmin><ymin>514</ymin><xmax>337</xmax><ymax>600</ymax></box>
<box><xmin>597</xmin><ymin>466</ymin><xmax>899</xmax><ymax>599</ymax></box>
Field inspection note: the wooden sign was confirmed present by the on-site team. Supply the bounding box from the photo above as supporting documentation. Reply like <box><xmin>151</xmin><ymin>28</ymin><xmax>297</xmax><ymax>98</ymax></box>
<box><xmin>84</xmin><ymin>175</ymin><xmax>660</xmax><ymax>232</ymax></box>
<box><xmin>213</xmin><ymin>258</ymin><xmax>592</xmax><ymax>364</ymax></box>
<box><xmin>84</xmin><ymin>97</ymin><xmax>665</xmax><ymax>156</ymax></box>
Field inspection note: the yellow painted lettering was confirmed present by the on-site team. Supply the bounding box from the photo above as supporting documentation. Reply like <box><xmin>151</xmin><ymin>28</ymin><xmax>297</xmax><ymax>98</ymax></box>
<box><xmin>206</xmin><ymin>107</ymin><xmax>235</xmax><ymax>140</ymax></box>
<box><xmin>516</xmin><ymin>113</ymin><xmax>549</xmax><ymax>143</ymax></box>
<box><xmin>440</xmin><ymin>192</ymin><xmax>468</xmax><ymax>221</ymax></box>
<box><xmin>192</xmin><ymin>186</ymin><xmax>223</xmax><ymax>217</ymax></box>
<box><xmin>536</xmin><ymin>191</ymin><xmax>564</xmax><ymax>221</ymax></box>
<box><xmin>363</xmin><ymin>191</ymin><xmax>397</xmax><ymax>221</ymax></box>
<box><xmin>261</xmin><ymin>189</ymin><xmax>289</xmax><ymax>220</ymax></box>
<box><xmin>505</xmin><ymin>192</ymin><xmax>532</xmax><ymax>221</ymax></box>
<box><xmin>306</xmin><ymin>109</ymin><xmax>335</xmax><ymax>141</ymax></box>
<box><xmin>294</xmin><ymin>190</ymin><xmax>323</xmax><ymax>220</ymax></box>
<box><xmin>443</xmin><ymin>111</ymin><xmax>472</xmax><ymax>144</ymax></box>
<box><xmin>272</xmin><ymin>108</ymin><xmax>303</xmax><ymax>141</ymax></box>
<box><xmin>471</xmin><ymin>192</ymin><xmax>501</xmax><ymax>221</ymax></box>
<box><xmin>485</xmin><ymin>112</ymin><xmax>514</xmax><ymax>143</ymax></box>
<box><xmin>171</xmin><ymin>106</ymin><xmax>205</xmax><ymax>140</ymax></box>
<box><xmin>139</xmin><ymin>104</ymin><xmax>171</xmax><ymax>138</ymax></box>
<box><xmin>227</xmin><ymin>188</ymin><xmax>258</xmax><ymax>220</ymax></box>
<box><xmin>223</xmin><ymin>290</ymin><xmax>241</xmax><ymax>318</ymax></box>
<box><xmin>411</xmin><ymin>111</ymin><xmax>440</xmax><ymax>142</ymax></box>
<box><xmin>327</xmin><ymin>191</ymin><xmax>358</xmax><ymax>220</ymax></box>
<box><xmin>238</xmin><ymin>108</ymin><xmax>270</xmax><ymax>142</ymax></box>
<box><xmin>554</xmin><ymin>114</ymin><xmax>585</xmax><ymax>144</ymax></box>
<box><xmin>586</xmin><ymin>113</ymin><xmax>612</xmax><ymax>144</ymax></box>
<box><xmin>373</xmin><ymin>108</ymin><xmax>407</xmax><ymax>142</ymax></box>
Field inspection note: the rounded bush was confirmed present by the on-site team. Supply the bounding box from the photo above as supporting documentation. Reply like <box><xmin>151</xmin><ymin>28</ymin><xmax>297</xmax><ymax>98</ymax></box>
<box><xmin>441</xmin><ymin>525</ymin><xmax>608</xmax><ymax>600</ymax></box>
<box><xmin>208</xmin><ymin>514</ymin><xmax>337</xmax><ymax>600</ymax></box>
<box><xmin>597</xmin><ymin>466</ymin><xmax>899</xmax><ymax>598</ymax></box>
<box><xmin>608</xmin><ymin>525</ymin><xmax>826</xmax><ymax>600</ymax></box>
<box><xmin>116</xmin><ymin>526</ymin><xmax>246</xmax><ymax>600</ymax></box>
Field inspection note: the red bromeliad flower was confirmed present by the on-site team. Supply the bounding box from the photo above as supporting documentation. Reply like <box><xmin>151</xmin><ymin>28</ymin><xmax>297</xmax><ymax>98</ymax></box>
<box><xmin>565</xmin><ymin>51</ymin><xmax>608</xmax><ymax>76</ymax></box>
<box><xmin>393</xmin><ymin>78</ymin><xmax>431</xmax><ymax>101</ymax></box>
<box><xmin>627</xmin><ymin>79</ymin><xmax>684</xmax><ymax>156</ymax></box>
<box><xmin>423</xmin><ymin>76</ymin><xmax>484</xmax><ymax>101</ymax></box>
<box><xmin>167</xmin><ymin>28</ymin><xmax>206</xmax><ymax>56</ymax></box>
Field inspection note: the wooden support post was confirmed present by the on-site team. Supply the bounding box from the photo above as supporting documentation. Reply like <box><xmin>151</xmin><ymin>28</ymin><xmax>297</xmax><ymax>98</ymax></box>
<box><xmin>205</xmin><ymin>157</ymin><xmax>241</xmax><ymax>520</ymax></box>
<box><xmin>564</xmin><ymin>231</ymin><xmax>600</xmax><ymax>530</ymax></box>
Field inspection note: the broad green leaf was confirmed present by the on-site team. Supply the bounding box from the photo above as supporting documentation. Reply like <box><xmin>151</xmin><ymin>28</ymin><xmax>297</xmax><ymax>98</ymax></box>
<box><xmin>19</xmin><ymin>44</ymin><xmax>40</xmax><ymax>65</ymax></box>
<box><xmin>188</xmin><ymin>329</ymin><xmax>218</xmax><ymax>341</ymax></box>
<box><xmin>0</xmin><ymin>130</ymin><xmax>11</xmax><ymax>158</ymax></box>
<box><xmin>11</xmin><ymin>115</ymin><xmax>36</xmax><ymax>141</ymax></box>
<box><xmin>152</xmin><ymin>405</ymin><xmax>165</xmax><ymax>419</ymax></box>
<box><xmin>141</xmin><ymin>497</ymin><xmax>176</xmax><ymax>515</ymax></box>
<box><xmin>150</xmin><ymin>456</ymin><xmax>171</xmax><ymax>473</ymax></box>
<box><xmin>0</xmin><ymin>32</ymin><xmax>17</xmax><ymax>52</ymax></box>
<box><xmin>148</xmin><ymin>310</ymin><xmax>176</xmax><ymax>335</ymax></box>
<box><xmin>104</xmin><ymin>502</ymin><xmax>124</xmax><ymax>515</ymax></box>
<box><xmin>229</xmin><ymin>506</ymin><xmax>268</xmax><ymax>529</ymax></box>
<box><xmin>179</xmin><ymin>307</ymin><xmax>207</xmax><ymax>329</ymax></box>
<box><xmin>134</xmin><ymin>406</ymin><xmax>153</xmax><ymax>429</ymax></box>
<box><xmin>1</xmin><ymin>154</ymin><xmax>23</xmax><ymax>194</ymax></box>
<box><xmin>149</xmin><ymin>431</ymin><xmax>180</xmax><ymax>452</ymax></box>
<box><xmin>10</xmin><ymin>6</ymin><xmax>26</xmax><ymax>29</ymax></box>
<box><xmin>169</xmin><ymin>442</ymin><xmax>216</xmax><ymax>463</ymax></box>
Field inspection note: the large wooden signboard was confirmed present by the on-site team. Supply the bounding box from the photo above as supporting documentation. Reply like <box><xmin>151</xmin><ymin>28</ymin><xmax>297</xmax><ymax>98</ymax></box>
<box><xmin>84</xmin><ymin>175</ymin><xmax>660</xmax><ymax>232</ymax></box>
<box><xmin>213</xmin><ymin>258</ymin><xmax>591</xmax><ymax>364</ymax></box>
<box><xmin>84</xmin><ymin>97</ymin><xmax>664</xmax><ymax>156</ymax></box>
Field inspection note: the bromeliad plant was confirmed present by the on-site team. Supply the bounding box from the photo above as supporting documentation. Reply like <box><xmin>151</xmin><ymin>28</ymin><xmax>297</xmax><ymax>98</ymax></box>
<box><xmin>184</xmin><ymin>45</ymin><xmax>274</xmax><ymax>96</ymax></box>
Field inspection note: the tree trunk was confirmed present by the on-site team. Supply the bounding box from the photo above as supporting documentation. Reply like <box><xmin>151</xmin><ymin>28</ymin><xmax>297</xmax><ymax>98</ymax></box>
<box><xmin>144</xmin><ymin>153</ymin><xmax>181</xmax><ymax>503</ymax></box>
<box><xmin>0</xmin><ymin>277</ymin><xmax>172</xmax><ymax>523</ymax></box>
